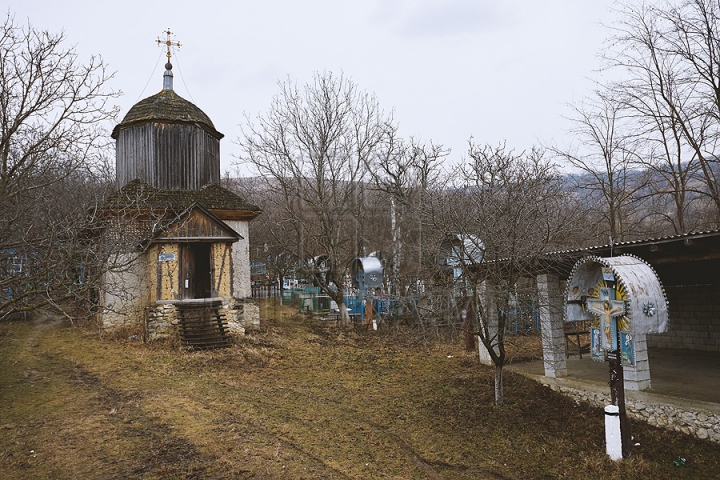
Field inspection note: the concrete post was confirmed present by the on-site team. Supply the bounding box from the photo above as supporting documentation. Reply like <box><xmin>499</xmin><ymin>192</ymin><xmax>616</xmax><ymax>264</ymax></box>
<box><xmin>605</xmin><ymin>405</ymin><xmax>623</xmax><ymax>461</ymax></box>
<box><xmin>537</xmin><ymin>274</ymin><xmax>567</xmax><ymax>378</ymax></box>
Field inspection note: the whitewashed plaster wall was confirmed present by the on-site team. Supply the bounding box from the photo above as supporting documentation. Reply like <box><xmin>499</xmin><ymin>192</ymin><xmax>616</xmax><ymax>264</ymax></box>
<box><xmin>226</xmin><ymin>220</ymin><xmax>251</xmax><ymax>299</ymax></box>
<box><xmin>101</xmin><ymin>253</ymin><xmax>148</xmax><ymax>328</ymax></box>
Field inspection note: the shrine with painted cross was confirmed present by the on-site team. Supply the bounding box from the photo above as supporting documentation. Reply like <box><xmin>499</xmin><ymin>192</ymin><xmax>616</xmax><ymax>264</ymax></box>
<box><xmin>563</xmin><ymin>255</ymin><xmax>668</xmax><ymax>390</ymax></box>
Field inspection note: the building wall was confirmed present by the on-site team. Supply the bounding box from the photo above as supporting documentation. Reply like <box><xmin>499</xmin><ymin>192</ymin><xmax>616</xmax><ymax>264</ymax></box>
<box><xmin>101</xmin><ymin>252</ymin><xmax>148</xmax><ymax>328</ymax></box>
<box><xmin>226</xmin><ymin>220</ymin><xmax>251</xmax><ymax>299</ymax></box>
<box><xmin>115</xmin><ymin>122</ymin><xmax>220</xmax><ymax>190</ymax></box>
<box><xmin>647</xmin><ymin>284</ymin><xmax>720</xmax><ymax>352</ymax></box>
<box><xmin>212</xmin><ymin>243</ymin><xmax>233</xmax><ymax>297</ymax></box>
<box><xmin>147</xmin><ymin>244</ymin><xmax>180</xmax><ymax>302</ymax></box>
<box><xmin>148</xmin><ymin>242</ymin><xmax>234</xmax><ymax>300</ymax></box>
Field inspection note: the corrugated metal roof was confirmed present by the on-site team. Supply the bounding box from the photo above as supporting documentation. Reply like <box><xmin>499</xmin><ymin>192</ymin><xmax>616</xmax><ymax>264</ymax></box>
<box><xmin>547</xmin><ymin>229</ymin><xmax>720</xmax><ymax>256</ymax></box>
<box><xmin>593</xmin><ymin>229</ymin><xmax>720</xmax><ymax>248</ymax></box>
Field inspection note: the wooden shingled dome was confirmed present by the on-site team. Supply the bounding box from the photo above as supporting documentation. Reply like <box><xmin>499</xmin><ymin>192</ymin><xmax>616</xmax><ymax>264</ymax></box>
<box><xmin>113</xmin><ymin>86</ymin><xmax>224</xmax><ymax>190</ymax></box>
<box><xmin>111</xmin><ymin>89</ymin><xmax>222</xmax><ymax>140</ymax></box>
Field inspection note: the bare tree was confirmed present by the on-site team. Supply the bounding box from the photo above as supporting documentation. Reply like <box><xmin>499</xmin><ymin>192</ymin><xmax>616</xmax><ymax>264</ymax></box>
<box><xmin>550</xmin><ymin>92</ymin><xmax>645</xmax><ymax>243</ymax></box>
<box><xmin>367</xmin><ymin>134</ymin><xmax>448</xmax><ymax>296</ymax></box>
<box><xmin>432</xmin><ymin>142</ymin><xmax>580</xmax><ymax>405</ymax></box>
<box><xmin>236</xmin><ymin>72</ymin><xmax>393</xmax><ymax>325</ymax></box>
<box><xmin>231</xmin><ymin>176</ymin><xmax>302</xmax><ymax>295</ymax></box>
<box><xmin>607</xmin><ymin>0</ymin><xmax>720</xmax><ymax>226</ymax></box>
<box><xmin>0</xmin><ymin>14</ymin><xmax>118</xmax><ymax>320</ymax></box>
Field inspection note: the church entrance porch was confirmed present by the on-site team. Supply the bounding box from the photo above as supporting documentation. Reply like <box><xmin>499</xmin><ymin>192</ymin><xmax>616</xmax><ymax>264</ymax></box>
<box><xmin>180</xmin><ymin>242</ymin><xmax>212</xmax><ymax>300</ymax></box>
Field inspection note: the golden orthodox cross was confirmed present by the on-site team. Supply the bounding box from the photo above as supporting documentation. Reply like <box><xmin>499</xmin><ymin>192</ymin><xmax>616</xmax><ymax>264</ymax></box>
<box><xmin>156</xmin><ymin>29</ymin><xmax>181</xmax><ymax>62</ymax></box>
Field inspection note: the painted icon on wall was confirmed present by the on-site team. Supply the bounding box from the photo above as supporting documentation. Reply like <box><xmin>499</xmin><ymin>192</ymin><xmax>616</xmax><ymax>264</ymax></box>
<box><xmin>590</xmin><ymin>326</ymin><xmax>604</xmax><ymax>362</ymax></box>
<box><xmin>620</xmin><ymin>332</ymin><xmax>635</xmax><ymax>366</ymax></box>
<box><xmin>601</xmin><ymin>267</ymin><xmax>615</xmax><ymax>281</ymax></box>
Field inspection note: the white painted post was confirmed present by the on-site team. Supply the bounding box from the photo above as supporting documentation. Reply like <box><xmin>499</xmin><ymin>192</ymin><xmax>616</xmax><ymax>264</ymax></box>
<box><xmin>477</xmin><ymin>337</ymin><xmax>493</xmax><ymax>365</ymax></box>
<box><xmin>536</xmin><ymin>274</ymin><xmax>567</xmax><ymax>378</ymax></box>
<box><xmin>605</xmin><ymin>405</ymin><xmax>623</xmax><ymax>461</ymax></box>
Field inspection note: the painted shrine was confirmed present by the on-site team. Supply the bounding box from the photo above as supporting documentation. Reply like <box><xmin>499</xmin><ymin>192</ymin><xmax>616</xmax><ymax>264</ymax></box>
<box><xmin>564</xmin><ymin>255</ymin><xmax>668</xmax><ymax>389</ymax></box>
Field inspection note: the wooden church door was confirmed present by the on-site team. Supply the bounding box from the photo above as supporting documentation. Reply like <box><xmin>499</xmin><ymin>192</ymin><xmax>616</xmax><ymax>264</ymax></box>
<box><xmin>180</xmin><ymin>243</ymin><xmax>212</xmax><ymax>299</ymax></box>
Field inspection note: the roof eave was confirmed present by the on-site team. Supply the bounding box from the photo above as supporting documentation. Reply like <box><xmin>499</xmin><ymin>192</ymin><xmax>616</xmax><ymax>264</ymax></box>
<box><xmin>111</xmin><ymin>119</ymin><xmax>224</xmax><ymax>140</ymax></box>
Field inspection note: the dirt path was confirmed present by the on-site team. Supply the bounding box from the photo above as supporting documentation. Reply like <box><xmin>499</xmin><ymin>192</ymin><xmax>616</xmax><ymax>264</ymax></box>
<box><xmin>1</xmin><ymin>316</ymin><xmax>217</xmax><ymax>479</ymax></box>
<box><xmin>16</xmin><ymin>313</ymin><xmax>63</xmax><ymax>350</ymax></box>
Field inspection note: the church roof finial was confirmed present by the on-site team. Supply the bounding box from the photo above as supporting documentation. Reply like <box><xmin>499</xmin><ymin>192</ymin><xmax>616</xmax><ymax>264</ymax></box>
<box><xmin>157</xmin><ymin>28</ymin><xmax>181</xmax><ymax>63</ymax></box>
<box><xmin>157</xmin><ymin>29</ymin><xmax>181</xmax><ymax>91</ymax></box>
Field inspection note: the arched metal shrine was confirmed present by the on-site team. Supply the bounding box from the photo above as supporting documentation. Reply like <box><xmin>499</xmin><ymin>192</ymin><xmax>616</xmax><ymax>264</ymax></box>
<box><xmin>565</xmin><ymin>255</ymin><xmax>668</xmax><ymax>366</ymax></box>
<box><xmin>350</xmin><ymin>256</ymin><xmax>384</xmax><ymax>292</ymax></box>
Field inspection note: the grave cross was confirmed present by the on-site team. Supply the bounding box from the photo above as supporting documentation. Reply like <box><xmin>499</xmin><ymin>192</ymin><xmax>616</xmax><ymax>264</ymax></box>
<box><xmin>586</xmin><ymin>296</ymin><xmax>631</xmax><ymax>458</ymax></box>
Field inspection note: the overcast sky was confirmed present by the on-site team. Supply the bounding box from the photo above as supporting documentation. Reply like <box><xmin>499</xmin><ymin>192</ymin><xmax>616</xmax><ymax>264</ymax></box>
<box><xmin>8</xmin><ymin>0</ymin><xmax>621</xmax><ymax>175</ymax></box>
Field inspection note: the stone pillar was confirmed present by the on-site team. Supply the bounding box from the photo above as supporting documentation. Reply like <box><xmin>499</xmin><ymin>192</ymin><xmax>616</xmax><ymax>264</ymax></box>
<box><xmin>225</xmin><ymin>220</ymin><xmax>251</xmax><ymax>299</ymax></box>
<box><xmin>623</xmin><ymin>333</ymin><xmax>651</xmax><ymax>390</ymax></box>
<box><xmin>537</xmin><ymin>274</ymin><xmax>567</xmax><ymax>378</ymax></box>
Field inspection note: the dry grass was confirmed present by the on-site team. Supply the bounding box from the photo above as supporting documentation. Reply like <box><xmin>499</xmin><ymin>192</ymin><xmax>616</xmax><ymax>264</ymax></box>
<box><xmin>0</xmin><ymin>300</ymin><xmax>718</xmax><ymax>479</ymax></box>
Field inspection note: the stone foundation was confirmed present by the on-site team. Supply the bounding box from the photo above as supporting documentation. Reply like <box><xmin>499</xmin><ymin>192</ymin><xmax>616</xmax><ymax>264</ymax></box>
<box><xmin>541</xmin><ymin>380</ymin><xmax>720</xmax><ymax>444</ymax></box>
<box><xmin>145</xmin><ymin>297</ymin><xmax>255</xmax><ymax>341</ymax></box>
<box><xmin>224</xmin><ymin>297</ymin><xmax>246</xmax><ymax>336</ymax></box>
<box><xmin>145</xmin><ymin>303</ymin><xmax>180</xmax><ymax>340</ymax></box>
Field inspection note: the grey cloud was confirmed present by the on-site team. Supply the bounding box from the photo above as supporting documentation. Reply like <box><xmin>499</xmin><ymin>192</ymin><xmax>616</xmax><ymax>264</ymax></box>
<box><xmin>388</xmin><ymin>1</ymin><xmax>512</xmax><ymax>37</ymax></box>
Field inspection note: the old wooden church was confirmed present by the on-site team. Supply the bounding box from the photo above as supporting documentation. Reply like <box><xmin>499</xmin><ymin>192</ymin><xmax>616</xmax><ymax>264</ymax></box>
<box><xmin>99</xmin><ymin>39</ymin><xmax>260</xmax><ymax>346</ymax></box>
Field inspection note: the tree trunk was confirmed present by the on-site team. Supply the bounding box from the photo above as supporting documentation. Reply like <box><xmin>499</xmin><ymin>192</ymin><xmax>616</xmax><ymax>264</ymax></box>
<box><xmin>494</xmin><ymin>364</ymin><xmax>504</xmax><ymax>406</ymax></box>
<box><xmin>462</xmin><ymin>297</ymin><xmax>476</xmax><ymax>352</ymax></box>
<box><xmin>278</xmin><ymin>274</ymin><xmax>284</xmax><ymax>305</ymax></box>
<box><xmin>338</xmin><ymin>300</ymin><xmax>351</xmax><ymax>327</ymax></box>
